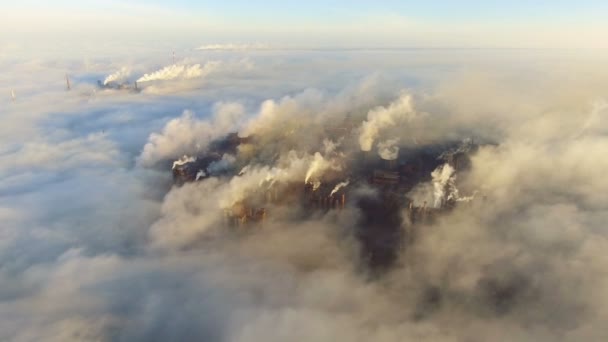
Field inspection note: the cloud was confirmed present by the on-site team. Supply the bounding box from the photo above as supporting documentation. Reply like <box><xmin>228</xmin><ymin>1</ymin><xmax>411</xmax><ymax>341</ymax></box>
<box><xmin>358</xmin><ymin>93</ymin><xmax>417</xmax><ymax>151</ymax></box>
<box><xmin>2</xmin><ymin>46</ymin><xmax>608</xmax><ymax>342</ymax></box>
<box><xmin>138</xmin><ymin>103</ymin><xmax>245</xmax><ymax>167</ymax></box>
<box><xmin>196</xmin><ymin>43</ymin><xmax>270</xmax><ymax>51</ymax></box>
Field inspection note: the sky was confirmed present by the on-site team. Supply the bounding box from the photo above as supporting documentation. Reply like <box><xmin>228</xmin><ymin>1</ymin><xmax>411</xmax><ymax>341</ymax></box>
<box><xmin>2</xmin><ymin>1</ymin><xmax>608</xmax><ymax>49</ymax></box>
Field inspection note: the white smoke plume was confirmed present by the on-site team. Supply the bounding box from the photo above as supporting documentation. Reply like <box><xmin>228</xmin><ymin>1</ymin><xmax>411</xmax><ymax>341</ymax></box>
<box><xmin>330</xmin><ymin>180</ymin><xmax>349</xmax><ymax>197</ymax></box>
<box><xmin>431</xmin><ymin>163</ymin><xmax>456</xmax><ymax>208</ymax></box>
<box><xmin>103</xmin><ymin>67</ymin><xmax>131</xmax><ymax>85</ymax></box>
<box><xmin>359</xmin><ymin>93</ymin><xmax>416</xmax><ymax>151</ymax></box>
<box><xmin>195</xmin><ymin>169</ymin><xmax>207</xmax><ymax>181</ymax></box>
<box><xmin>137</xmin><ymin>62</ymin><xmax>221</xmax><ymax>83</ymax></box>
<box><xmin>322</xmin><ymin>138</ymin><xmax>342</xmax><ymax>155</ymax></box>
<box><xmin>138</xmin><ymin>102</ymin><xmax>244</xmax><ymax>167</ymax></box>
<box><xmin>172</xmin><ymin>155</ymin><xmax>196</xmax><ymax>169</ymax></box>
<box><xmin>304</xmin><ymin>152</ymin><xmax>341</xmax><ymax>184</ymax></box>
<box><xmin>377</xmin><ymin>138</ymin><xmax>400</xmax><ymax>160</ymax></box>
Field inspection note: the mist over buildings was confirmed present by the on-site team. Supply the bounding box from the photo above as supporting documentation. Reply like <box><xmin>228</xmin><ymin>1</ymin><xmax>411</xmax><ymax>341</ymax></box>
<box><xmin>1</xmin><ymin>45</ymin><xmax>608</xmax><ymax>342</ymax></box>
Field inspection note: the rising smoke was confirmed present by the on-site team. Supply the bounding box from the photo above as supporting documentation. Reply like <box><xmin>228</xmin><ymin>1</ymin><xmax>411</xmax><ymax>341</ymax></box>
<box><xmin>359</xmin><ymin>93</ymin><xmax>416</xmax><ymax>151</ymax></box>
<box><xmin>377</xmin><ymin>138</ymin><xmax>400</xmax><ymax>160</ymax></box>
<box><xmin>137</xmin><ymin>63</ymin><xmax>208</xmax><ymax>82</ymax></box>
<box><xmin>103</xmin><ymin>67</ymin><xmax>132</xmax><ymax>85</ymax></box>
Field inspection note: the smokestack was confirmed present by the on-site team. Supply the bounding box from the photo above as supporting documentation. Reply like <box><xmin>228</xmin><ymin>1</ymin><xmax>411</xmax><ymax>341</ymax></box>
<box><xmin>422</xmin><ymin>201</ymin><xmax>428</xmax><ymax>222</ymax></box>
<box><xmin>65</xmin><ymin>74</ymin><xmax>71</xmax><ymax>91</ymax></box>
<box><xmin>134</xmin><ymin>81</ymin><xmax>138</xmax><ymax>91</ymax></box>
<box><xmin>340</xmin><ymin>194</ymin><xmax>345</xmax><ymax>210</ymax></box>
<box><xmin>11</xmin><ymin>89</ymin><xmax>16</xmax><ymax>101</ymax></box>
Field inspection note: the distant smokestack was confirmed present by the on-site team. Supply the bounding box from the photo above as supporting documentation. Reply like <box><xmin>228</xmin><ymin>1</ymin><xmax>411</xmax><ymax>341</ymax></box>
<box><xmin>134</xmin><ymin>81</ymin><xmax>138</xmax><ymax>91</ymax></box>
<box><xmin>11</xmin><ymin>89</ymin><xmax>16</xmax><ymax>101</ymax></box>
<box><xmin>421</xmin><ymin>201</ymin><xmax>428</xmax><ymax>222</ymax></box>
<box><xmin>340</xmin><ymin>194</ymin><xmax>345</xmax><ymax>210</ymax></box>
<box><xmin>65</xmin><ymin>74</ymin><xmax>71</xmax><ymax>91</ymax></box>
<box><xmin>172</xmin><ymin>51</ymin><xmax>175</xmax><ymax>64</ymax></box>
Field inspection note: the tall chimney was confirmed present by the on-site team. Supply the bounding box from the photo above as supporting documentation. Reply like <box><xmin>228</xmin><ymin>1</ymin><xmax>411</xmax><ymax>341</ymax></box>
<box><xmin>341</xmin><ymin>194</ymin><xmax>345</xmax><ymax>210</ymax></box>
<box><xmin>134</xmin><ymin>81</ymin><xmax>138</xmax><ymax>91</ymax></box>
<box><xmin>422</xmin><ymin>201</ymin><xmax>428</xmax><ymax>222</ymax></box>
<box><xmin>65</xmin><ymin>74</ymin><xmax>71</xmax><ymax>91</ymax></box>
<box><xmin>11</xmin><ymin>89</ymin><xmax>16</xmax><ymax>101</ymax></box>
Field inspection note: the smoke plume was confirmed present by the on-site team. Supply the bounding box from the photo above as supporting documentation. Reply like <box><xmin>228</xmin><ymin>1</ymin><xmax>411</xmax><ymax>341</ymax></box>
<box><xmin>103</xmin><ymin>67</ymin><xmax>131</xmax><ymax>85</ymax></box>
<box><xmin>330</xmin><ymin>180</ymin><xmax>349</xmax><ymax>196</ymax></box>
<box><xmin>431</xmin><ymin>163</ymin><xmax>456</xmax><ymax>208</ymax></box>
<box><xmin>359</xmin><ymin>93</ymin><xmax>416</xmax><ymax>151</ymax></box>
<box><xmin>377</xmin><ymin>138</ymin><xmax>400</xmax><ymax>160</ymax></box>
<box><xmin>138</xmin><ymin>103</ymin><xmax>244</xmax><ymax>167</ymax></box>
<box><xmin>137</xmin><ymin>62</ymin><xmax>221</xmax><ymax>83</ymax></box>
<box><xmin>304</xmin><ymin>152</ymin><xmax>341</xmax><ymax>184</ymax></box>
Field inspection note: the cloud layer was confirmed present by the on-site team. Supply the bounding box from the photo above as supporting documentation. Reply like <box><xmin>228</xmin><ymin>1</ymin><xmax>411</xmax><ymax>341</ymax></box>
<box><xmin>1</xmin><ymin>47</ymin><xmax>607</xmax><ymax>342</ymax></box>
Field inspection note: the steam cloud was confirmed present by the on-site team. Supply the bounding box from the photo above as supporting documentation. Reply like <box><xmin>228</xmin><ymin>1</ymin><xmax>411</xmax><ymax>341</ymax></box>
<box><xmin>304</xmin><ymin>152</ymin><xmax>341</xmax><ymax>184</ymax></box>
<box><xmin>359</xmin><ymin>93</ymin><xmax>416</xmax><ymax>151</ymax></box>
<box><xmin>103</xmin><ymin>67</ymin><xmax>131</xmax><ymax>85</ymax></box>
<box><xmin>137</xmin><ymin>62</ymin><xmax>222</xmax><ymax>83</ymax></box>
<box><xmin>138</xmin><ymin>103</ymin><xmax>244</xmax><ymax>167</ymax></box>
<box><xmin>377</xmin><ymin>138</ymin><xmax>400</xmax><ymax>160</ymax></box>
<box><xmin>330</xmin><ymin>180</ymin><xmax>349</xmax><ymax>196</ymax></box>
<box><xmin>431</xmin><ymin>163</ymin><xmax>456</xmax><ymax>208</ymax></box>
<box><xmin>3</xmin><ymin>47</ymin><xmax>608</xmax><ymax>342</ymax></box>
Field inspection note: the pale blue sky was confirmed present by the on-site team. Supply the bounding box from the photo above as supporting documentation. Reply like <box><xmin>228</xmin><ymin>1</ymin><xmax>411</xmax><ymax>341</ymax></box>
<box><xmin>3</xmin><ymin>1</ymin><xmax>608</xmax><ymax>48</ymax></box>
